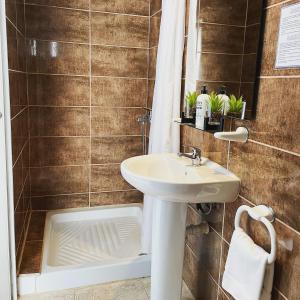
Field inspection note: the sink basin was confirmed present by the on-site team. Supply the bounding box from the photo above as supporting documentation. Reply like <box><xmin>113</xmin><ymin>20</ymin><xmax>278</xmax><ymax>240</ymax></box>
<box><xmin>121</xmin><ymin>153</ymin><xmax>240</xmax><ymax>300</ymax></box>
<box><xmin>121</xmin><ymin>153</ymin><xmax>240</xmax><ymax>203</ymax></box>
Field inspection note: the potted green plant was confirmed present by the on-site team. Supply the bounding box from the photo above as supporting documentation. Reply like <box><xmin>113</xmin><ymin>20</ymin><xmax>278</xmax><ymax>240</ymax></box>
<box><xmin>227</xmin><ymin>95</ymin><xmax>244</xmax><ymax>118</ymax></box>
<box><xmin>207</xmin><ymin>92</ymin><xmax>223</xmax><ymax>125</ymax></box>
<box><xmin>185</xmin><ymin>91</ymin><xmax>198</xmax><ymax>119</ymax></box>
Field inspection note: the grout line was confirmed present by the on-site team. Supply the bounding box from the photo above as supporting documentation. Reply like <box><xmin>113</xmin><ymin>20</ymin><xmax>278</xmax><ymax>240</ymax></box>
<box><xmin>29</xmin><ymin>162</ymin><xmax>123</xmax><ymax>168</ymax></box>
<box><xmin>226</xmin><ymin>119</ymin><xmax>232</xmax><ymax>170</ymax></box>
<box><xmin>210</xmin><ymin>224</ymin><xmax>223</xmax><ymax>241</ymax></box>
<box><xmin>248</xmin><ymin>139</ymin><xmax>300</xmax><ymax>157</ymax></box>
<box><xmin>24</xmin><ymin>2</ymin><xmax>150</xmax><ymax>17</ymax></box>
<box><xmin>28</xmin><ymin>105</ymin><xmax>145</xmax><ymax>108</ymax></box>
<box><xmin>24</xmin><ymin>0</ymin><xmax>33</xmax><ymax>236</ymax></box>
<box><xmin>90</xmin><ymin>10</ymin><xmax>149</xmax><ymax>18</ymax></box>
<box><xmin>243</xmin><ymin>52</ymin><xmax>258</xmax><ymax>56</ymax></box>
<box><xmin>185</xmin><ymin>243</ymin><xmax>199</xmax><ymax>261</ymax></box>
<box><xmin>200</xmin><ymin>51</ymin><xmax>243</xmax><ymax>56</ymax></box>
<box><xmin>150</xmin><ymin>9</ymin><xmax>162</xmax><ymax>18</ymax></box>
<box><xmin>88</xmin><ymin>0</ymin><xmax>92</xmax><ymax>208</ymax></box>
<box><xmin>10</xmin><ymin>105</ymin><xmax>27</xmax><ymax>121</ymax></box>
<box><xmin>218</xmin><ymin>288</ymin><xmax>231</xmax><ymax>300</ymax></box>
<box><xmin>221</xmin><ymin>236</ymin><xmax>230</xmax><ymax>246</ymax></box>
<box><xmin>30</xmin><ymin>189</ymin><xmax>138</xmax><ymax>199</ymax></box>
<box><xmin>199</xmin><ymin>79</ymin><xmax>243</xmax><ymax>84</ymax></box>
<box><xmin>218</xmin><ymin>203</ymin><xmax>226</xmax><ymax>287</ymax></box>
<box><xmin>12</xmin><ymin>139</ymin><xmax>29</xmax><ymax>168</ymax></box>
<box><xmin>274</xmin><ymin>287</ymin><xmax>288</xmax><ymax>300</ymax></box>
<box><xmin>239</xmin><ymin>0</ymin><xmax>249</xmax><ymax>96</ymax></box>
<box><xmin>16</xmin><ymin>210</ymin><xmax>32</xmax><ymax>274</ymax></box>
<box><xmin>19</xmin><ymin>210</ymin><xmax>32</xmax><ymax>267</ymax></box>
<box><xmin>266</xmin><ymin>0</ymin><xmax>296</xmax><ymax>9</ymax></box>
<box><xmin>25</xmin><ymin>72</ymin><xmax>149</xmax><ymax>80</ymax></box>
<box><xmin>238</xmin><ymin>194</ymin><xmax>255</xmax><ymax>206</ymax></box>
<box><xmin>29</xmin><ymin>164</ymin><xmax>90</xmax><ymax>168</ymax></box>
<box><xmin>6</xmin><ymin>16</ymin><xmax>25</xmax><ymax>38</ymax></box>
<box><xmin>207</xmin><ymin>272</ymin><xmax>222</xmax><ymax>292</ymax></box>
<box><xmin>276</xmin><ymin>218</ymin><xmax>300</xmax><ymax>236</ymax></box>
<box><xmin>14</xmin><ymin>172</ymin><xmax>30</xmax><ymax>213</ymax></box>
<box><xmin>25</xmin><ymin>37</ymin><xmax>149</xmax><ymax>50</ymax></box>
<box><xmin>197</xmin><ymin>21</ymin><xmax>245</xmax><ymax>28</ymax></box>
<box><xmin>246</xmin><ymin>22</ymin><xmax>260</xmax><ymax>27</ymax></box>
<box><xmin>29</xmin><ymin>135</ymin><xmax>143</xmax><ymax>138</ymax></box>
<box><xmin>8</xmin><ymin>69</ymin><xmax>27</xmax><ymax>74</ymax></box>
<box><xmin>31</xmin><ymin>192</ymin><xmax>89</xmax><ymax>199</ymax></box>
<box><xmin>146</xmin><ymin>0</ymin><xmax>151</xmax><ymax>109</ymax></box>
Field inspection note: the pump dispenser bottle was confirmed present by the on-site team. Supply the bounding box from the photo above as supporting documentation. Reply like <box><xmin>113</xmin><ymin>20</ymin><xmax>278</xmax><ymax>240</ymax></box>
<box><xmin>196</xmin><ymin>86</ymin><xmax>209</xmax><ymax>130</ymax></box>
<box><xmin>218</xmin><ymin>86</ymin><xmax>230</xmax><ymax>115</ymax></box>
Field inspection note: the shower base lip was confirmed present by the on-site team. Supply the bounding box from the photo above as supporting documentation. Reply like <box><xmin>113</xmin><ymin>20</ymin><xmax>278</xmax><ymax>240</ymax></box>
<box><xmin>17</xmin><ymin>204</ymin><xmax>151</xmax><ymax>295</ymax></box>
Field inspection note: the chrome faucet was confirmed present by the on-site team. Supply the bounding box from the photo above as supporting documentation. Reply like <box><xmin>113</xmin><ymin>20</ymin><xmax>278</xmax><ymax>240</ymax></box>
<box><xmin>178</xmin><ymin>147</ymin><xmax>202</xmax><ymax>166</ymax></box>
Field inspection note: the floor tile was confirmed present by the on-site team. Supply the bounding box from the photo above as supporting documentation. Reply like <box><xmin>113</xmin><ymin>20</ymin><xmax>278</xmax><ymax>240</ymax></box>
<box><xmin>19</xmin><ymin>278</ymin><xmax>195</xmax><ymax>300</ymax></box>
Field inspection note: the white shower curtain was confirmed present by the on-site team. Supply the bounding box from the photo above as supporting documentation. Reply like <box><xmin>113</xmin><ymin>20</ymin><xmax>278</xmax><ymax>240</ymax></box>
<box><xmin>141</xmin><ymin>0</ymin><xmax>186</xmax><ymax>254</ymax></box>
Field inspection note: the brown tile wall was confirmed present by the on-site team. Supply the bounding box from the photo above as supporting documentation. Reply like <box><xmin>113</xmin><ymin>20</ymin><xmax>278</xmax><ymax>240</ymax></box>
<box><xmin>148</xmin><ymin>0</ymin><xmax>161</xmax><ymax>110</ymax></box>
<box><xmin>24</xmin><ymin>1</ymin><xmax>150</xmax><ymax>211</ymax></box>
<box><xmin>188</xmin><ymin>0</ymin><xmax>263</xmax><ymax>118</ymax></box>
<box><xmin>192</xmin><ymin>0</ymin><xmax>247</xmax><ymax>99</ymax></box>
<box><xmin>182</xmin><ymin>1</ymin><xmax>300</xmax><ymax>299</ymax></box>
<box><xmin>6</xmin><ymin>0</ymin><xmax>31</xmax><ymax>274</ymax></box>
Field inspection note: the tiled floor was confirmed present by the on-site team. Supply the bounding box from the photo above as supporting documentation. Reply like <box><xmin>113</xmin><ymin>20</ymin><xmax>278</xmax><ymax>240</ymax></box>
<box><xmin>18</xmin><ymin>278</ymin><xmax>194</xmax><ymax>300</ymax></box>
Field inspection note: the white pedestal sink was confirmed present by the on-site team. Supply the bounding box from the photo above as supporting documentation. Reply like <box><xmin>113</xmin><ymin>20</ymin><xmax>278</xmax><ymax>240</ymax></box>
<box><xmin>121</xmin><ymin>153</ymin><xmax>240</xmax><ymax>300</ymax></box>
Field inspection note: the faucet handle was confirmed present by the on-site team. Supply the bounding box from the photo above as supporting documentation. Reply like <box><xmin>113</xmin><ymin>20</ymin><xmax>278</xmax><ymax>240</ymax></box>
<box><xmin>190</xmin><ymin>147</ymin><xmax>201</xmax><ymax>159</ymax></box>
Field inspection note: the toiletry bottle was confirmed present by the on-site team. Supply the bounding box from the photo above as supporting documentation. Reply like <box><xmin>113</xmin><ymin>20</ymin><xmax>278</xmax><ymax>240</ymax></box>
<box><xmin>218</xmin><ymin>86</ymin><xmax>230</xmax><ymax>115</ymax></box>
<box><xmin>195</xmin><ymin>86</ymin><xmax>209</xmax><ymax>130</ymax></box>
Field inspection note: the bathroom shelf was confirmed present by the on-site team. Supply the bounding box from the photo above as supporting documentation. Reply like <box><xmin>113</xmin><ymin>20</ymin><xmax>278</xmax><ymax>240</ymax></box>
<box><xmin>175</xmin><ymin>121</ymin><xmax>219</xmax><ymax>134</ymax></box>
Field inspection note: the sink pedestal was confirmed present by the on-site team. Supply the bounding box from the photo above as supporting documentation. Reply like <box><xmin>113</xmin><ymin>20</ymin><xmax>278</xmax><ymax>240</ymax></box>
<box><xmin>151</xmin><ymin>199</ymin><xmax>187</xmax><ymax>300</ymax></box>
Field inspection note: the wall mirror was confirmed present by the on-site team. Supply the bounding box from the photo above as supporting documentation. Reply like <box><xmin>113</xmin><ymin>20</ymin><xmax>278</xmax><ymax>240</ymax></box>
<box><xmin>183</xmin><ymin>0</ymin><xmax>265</xmax><ymax>125</ymax></box>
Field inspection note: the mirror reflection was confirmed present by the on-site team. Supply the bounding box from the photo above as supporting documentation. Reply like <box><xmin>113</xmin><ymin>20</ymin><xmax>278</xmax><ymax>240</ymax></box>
<box><xmin>183</xmin><ymin>0</ymin><xmax>264</xmax><ymax>130</ymax></box>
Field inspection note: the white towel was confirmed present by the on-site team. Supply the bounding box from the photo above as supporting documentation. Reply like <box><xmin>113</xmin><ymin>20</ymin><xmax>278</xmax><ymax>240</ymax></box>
<box><xmin>222</xmin><ymin>228</ymin><xmax>274</xmax><ymax>300</ymax></box>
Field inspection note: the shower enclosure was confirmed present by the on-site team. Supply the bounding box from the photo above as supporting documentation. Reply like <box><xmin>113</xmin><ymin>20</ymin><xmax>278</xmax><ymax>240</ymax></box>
<box><xmin>2</xmin><ymin>0</ymin><xmax>159</xmax><ymax>296</ymax></box>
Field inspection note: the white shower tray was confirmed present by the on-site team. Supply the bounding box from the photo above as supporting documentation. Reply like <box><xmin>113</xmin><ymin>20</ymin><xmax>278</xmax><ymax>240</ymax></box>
<box><xmin>18</xmin><ymin>204</ymin><xmax>151</xmax><ymax>295</ymax></box>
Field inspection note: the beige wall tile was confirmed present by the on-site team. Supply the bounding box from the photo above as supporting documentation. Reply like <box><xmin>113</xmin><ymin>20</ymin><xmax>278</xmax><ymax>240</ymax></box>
<box><xmin>198</xmin><ymin>53</ymin><xmax>243</xmax><ymax>82</ymax></box>
<box><xmin>229</xmin><ymin>141</ymin><xmax>300</xmax><ymax>231</ymax></box>
<box><xmin>30</xmin><ymin>137</ymin><xmax>90</xmax><ymax>167</ymax></box>
<box><xmin>198</xmin><ymin>0</ymin><xmax>247</xmax><ymax>26</ymax></box>
<box><xmin>27</xmin><ymin>40</ymin><xmax>90</xmax><ymax>75</ymax></box>
<box><xmin>26</xmin><ymin>0</ymin><xmax>89</xmax><ymax>9</ymax></box>
<box><xmin>91</xmin><ymin>136</ymin><xmax>143</xmax><ymax>164</ymax></box>
<box><xmin>150</xmin><ymin>0</ymin><xmax>161</xmax><ymax>16</ymax></box>
<box><xmin>31</xmin><ymin>193</ymin><xmax>89</xmax><ymax>210</ymax></box>
<box><xmin>236</xmin><ymin>78</ymin><xmax>300</xmax><ymax>154</ymax></box>
<box><xmin>91</xmin><ymin>12</ymin><xmax>149</xmax><ymax>47</ymax></box>
<box><xmin>28</xmin><ymin>74</ymin><xmax>90</xmax><ymax>106</ymax></box>
<box><xmin>91</xmin><ymin>77</ymin><xmax>147</xmax><ymax>107</ymax></box>
<box><xmin>149</xmin><ymin>13</ymin><xmax>161</xmax><ymax>48</ymax></box>
<box><xmin>90</xmin><ymin>164</ymin><xmax>132</xmax><ymax>192</ymax></box>
<box><xmin>25</xmin><ymin>5</ymin><xmax>89</xmax><ymax>43</ymax></box>
<box><xmin>91</xmin><ymin>0</ymin><xmax>149</xmax><ymax>16</ymax></box>
<box><xmin>30</xmin><ymin>165</ymin><xmax>89</xmax><ymax>196</ymax></box>
<box><xmin>20</xmin><ymin>241</ymin><xmax>43</xmax><ymax>274</ymax></box>
<box><xmin>9</xmin><ymin>71</ymin><xmax>27</xmax><ymax>118</ymax></box>
<box><xmin>26</xmin><ymin>211</ymin><xmax>46</xmax><ymax>241</ymax></box>
<box><xmin>91</xmin><ymin>45</ymin><xmax>148</xmax><ymax>77</ymax></box>
<box><xmin>29</xmin><ymin>107</ymin><xmax>90</xmax><ymax>137</ymax></box>
<box><xmin>90</xmin><ymin>190</ymin><xmax>143</xmax><ymax>206</ymax></box>
<box><xmin>199</xmin><ymin>23</ymin><xmax>245</xmax><ymax>54</ymax></box>
<box><xmin>91</xmin><ymin>108</ymin><xmax>143</xmax><ymax>136</ymax></box>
